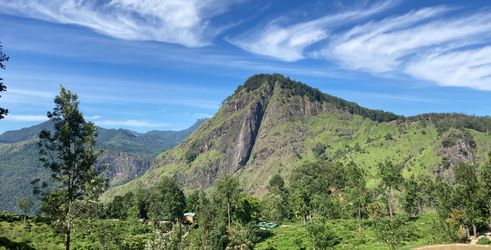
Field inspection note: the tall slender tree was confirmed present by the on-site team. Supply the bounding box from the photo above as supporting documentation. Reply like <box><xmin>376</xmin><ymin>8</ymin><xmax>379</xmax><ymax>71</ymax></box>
<box><xmin>38</xmin><ymin>86</ymin><xmax>107</xmax><ymax>250</ymax></box>
<box><xmin>214</xmin><ymin>175</ymin><xmax>241</xmax><ymax>228</ymax></box>
<box><xmin>377</xmin><ymin>160</ymin><xmax>403</xmax><ymax>219</ymax></box>
<box><xmin>0</xmin><ymin>42</ymin><xmax>9</xmax><ymax>119</ymax></box>
<box><xmin>345</xmin><ymin>161</ymin><xmax>369</xmax><ymax>232</ymax></box>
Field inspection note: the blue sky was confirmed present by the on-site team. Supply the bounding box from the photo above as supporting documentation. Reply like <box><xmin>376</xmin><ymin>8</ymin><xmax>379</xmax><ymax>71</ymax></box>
<box><xmin>1</xmin><ymin>0</ymin><xmax>491</xmax><ymax>133</ymax></box>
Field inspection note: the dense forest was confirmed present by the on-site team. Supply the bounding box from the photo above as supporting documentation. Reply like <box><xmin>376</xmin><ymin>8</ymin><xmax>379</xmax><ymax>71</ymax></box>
<box><xmin>3</xmin><ymin>153</ymin><xmax>491</xmax><ymax>249</ymax></box>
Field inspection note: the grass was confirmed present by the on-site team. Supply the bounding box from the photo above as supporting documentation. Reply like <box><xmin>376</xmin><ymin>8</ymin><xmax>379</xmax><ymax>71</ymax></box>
<box><xmin>255</xmin><ymin>214</ymin><xmax>444</xmax><ymax>250</ymax></box>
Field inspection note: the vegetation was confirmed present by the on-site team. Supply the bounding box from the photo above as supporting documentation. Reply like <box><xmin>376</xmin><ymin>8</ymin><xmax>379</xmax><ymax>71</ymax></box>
<box><xmin>37</xmin><ymin>87</ymin><xmax>108</xmax><ymax>250</ymax></box>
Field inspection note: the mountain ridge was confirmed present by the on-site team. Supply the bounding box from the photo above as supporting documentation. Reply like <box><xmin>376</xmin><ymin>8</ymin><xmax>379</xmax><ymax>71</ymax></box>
<box><xmin>102</xmin><ymin>74</ymin><xmax>491</xmax><ymax>201</ymax></box>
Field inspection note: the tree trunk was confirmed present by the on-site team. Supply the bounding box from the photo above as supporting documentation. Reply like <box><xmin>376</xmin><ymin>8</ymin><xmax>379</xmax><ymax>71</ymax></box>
<box><xmin>473</xmin><ymin>224</ymin><xmax>477</xmax><ymax>238</ymax></box>
<box><xmin>65</xmin><ymin>229</ymin><xmax>70</xmax><ymax>250</ymax></box>
<box><xmin>358</xmin><ymin>205</ymin><xmax>362</xmax><ymax>234</ymax></box>
<box><xmin>227</xmin><ymin>199</ymin><xmax>231</xmax><ymax>228</ymax></box>
<box><xmin>387</xmin><ymin>188</ymin><xmax>393</xmax><ymax>220</ymax></box>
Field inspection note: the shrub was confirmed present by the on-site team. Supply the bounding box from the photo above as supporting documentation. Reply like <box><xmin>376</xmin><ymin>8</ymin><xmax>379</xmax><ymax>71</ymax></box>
<box><xmin>477</xmin><ymin>236</ymin><xmax>491</xmax><ymax>245</ymax></box>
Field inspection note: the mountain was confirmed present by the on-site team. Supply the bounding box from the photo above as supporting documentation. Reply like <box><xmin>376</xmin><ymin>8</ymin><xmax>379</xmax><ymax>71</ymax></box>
<box><xmin>103</xmin><ymin>74</ymin><xmax>491</xmax><ymax>200</ymax></box>
<box><xmin>0</xmin><ymin>119</ymin><xmax>206</xmax><ymax>212</ymax></box>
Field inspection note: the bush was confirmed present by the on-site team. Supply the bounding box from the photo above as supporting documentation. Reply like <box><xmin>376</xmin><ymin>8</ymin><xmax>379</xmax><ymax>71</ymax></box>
<box><xmin>306</xmin><ymin>223</ymin><xmax>340</xmax><ymax>249</ymax></box>
<box><xmin>477</xmin><ymin>236</ymin><xmax>491</xmax><ymax>245</ymax></box>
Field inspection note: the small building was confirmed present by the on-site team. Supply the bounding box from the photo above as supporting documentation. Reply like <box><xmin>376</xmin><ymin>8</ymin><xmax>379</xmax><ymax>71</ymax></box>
<box><xmin>256</xmin><ymin>221</ymin><xmax>278</xmax><ymax>229</ymax></box>
<box><xmin>183</xmin><ymin>212</ymin><xmax>196</xmax><ymax>224</ymax></box>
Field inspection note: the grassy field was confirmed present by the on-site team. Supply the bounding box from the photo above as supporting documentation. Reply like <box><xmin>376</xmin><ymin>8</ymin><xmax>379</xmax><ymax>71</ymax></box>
<box><xmin>255</xmin><ymin>215</ymin><xmax>451</xmax><ymax>250</ymax></box>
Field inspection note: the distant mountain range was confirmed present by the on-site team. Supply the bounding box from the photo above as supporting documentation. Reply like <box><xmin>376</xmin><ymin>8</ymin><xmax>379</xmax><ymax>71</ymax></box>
<box><xmin>103</xmin><ymin>74</ymin><xmax>491</xmax><ymax>201</ymax></box>
<box><xmin>0</xmin><ymin>119</ymin><xmax>205</xmax><ymax>212</ymax></box>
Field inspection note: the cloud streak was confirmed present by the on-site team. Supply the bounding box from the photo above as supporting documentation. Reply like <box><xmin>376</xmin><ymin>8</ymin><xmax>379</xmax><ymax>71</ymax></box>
<box><xmin>0</xmin><ymin>0</ymin><xmax>240</xmax><ymax>47</ymax></box>
<box><xmin>230</xmin><ymin>1</ymin><xmax>393</xmax><ymax>61</ymax></box>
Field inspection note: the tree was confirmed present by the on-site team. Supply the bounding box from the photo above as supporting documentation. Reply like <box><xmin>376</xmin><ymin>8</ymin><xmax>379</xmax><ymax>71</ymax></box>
<box><xmin>214</xmin><ymin>175</ymin><xmax>241</xmax><ymax>228</ymax></box>
<box><xmin>290</xmin><ymin>161</ymin><xmax>346</xmax><ymax>222</ymax></box>
<box><xmin>148</xmin><ymin>176</ymin><xmax>186</xmax><ymax>223</ymax></box>
<box><xmin>269</xmin><ymin>174</ymin><xmax>285</xmax><ymax>191</ymax></box>
<box><xmin>17</xmin><ymin>197</ymin><xmax>33</xmax><ymax>222</ymax></box>
<box><xmin>454</xmin><ymin>163</ymin><xmax>484</xmax><ymax>238</ymax></box>
<box><xmin>38</xmin><ymin>86</ymin><xmax>108</xmax><ymax>250</ymax></box>
<box><xmin>377</xmin><ymin>160</ymin><xmax>403</xmax><ymax>219</ymax></box>
<box><xmin>344</xmin><ymin>161</ymin><xmax>369</xmax><ymax>232</ymax></box>
<box><xmin>306</xmin><ymin>223</ymin><xmax>340</xmax><ymax>250</ymax></box>
<box><xmin>0</xmin><ymin>42</ymin><xmax>9</xmax><ymax>119</ymax></box>
<box><xmin>479</xmin><ymin>153</ymin><xmax>491</xmax><ymax>223</ymax></box>
<box><xmin>374</xmin><ymin>216</ymin><xmax>414</xmax><ymax>250</ymax></box>
<box><xmin>401</xmin><ymin>175</ymin><xmax>423</xmax><ymax>217</ymax></box>
<box><xmin>262</xmin><ymin>174</ymin><xmax>290</xmax><ymax>223</ymax></box>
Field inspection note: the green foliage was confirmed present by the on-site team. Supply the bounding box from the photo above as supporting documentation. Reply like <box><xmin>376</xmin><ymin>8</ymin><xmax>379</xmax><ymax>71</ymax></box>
<box><xmin>453</xmin><ymin>163</ymin><xmax>485</xmax><ymax>237</ymax></box>
<box><xmin>214</xmin><ymin>175</ymin><xmax>242</xmax><ymax>227</ymax></box>
<box><xmin>184</xmin><ymin>142</ymin><xmax>201</xmax><ymax>163</ymax></box>
<box><xmin>413</xmin><ymin>113</ymin><xmax>491</xmax><ymax>134</ymax></box>
<box><xmin>148</xmin><ymin>176</ymin><xmax>186</xmax><ymax>222</ymax></box>
<box><xmin>17</xmin><ymin>197</ymin><xmax>33</xmax><ymax>216</ymax></box>
<box><xmin>38</xmin><ymin>86</ymin><xmax>109</xmax><ymax>249</ymax></box>
<box><xmin>377</xmin><ymin>160</ymin><xmax>403</xmax><ymax>218</ymax></box>
<box><xmin>373</xmin><ymin>216</ymin><xmax>416</xmax><ymax>250</ymax></box>
<box><xmin>306</xmin><ymin>222</ymin><xmax>341</xmax><ymax>249</ymax></box>
<box><xmin>477</xmin><ymin>236</ymin><xmax>491</xmax><ymax>245</ymax></box>
<box><xmin>268</xmin><ymin>174</ymin><xmax>285</xmax><ymax>191</ymax></box>
<box><xmin>401</xmin><ymin>176</ymin><xmax>423</xmax><ymax>217</ymax></box>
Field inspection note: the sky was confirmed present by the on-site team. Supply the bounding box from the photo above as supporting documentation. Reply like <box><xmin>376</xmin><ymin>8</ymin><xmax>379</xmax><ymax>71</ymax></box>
<box><xmin>1</xmin><ymin>0</ymin><xmax>491</xmax><ymax>133</ymax></box>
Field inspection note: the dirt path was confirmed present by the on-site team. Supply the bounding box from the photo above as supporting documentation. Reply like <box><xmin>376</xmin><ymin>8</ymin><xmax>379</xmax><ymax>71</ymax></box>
<box><xmin>414</xmin><ymin>244</ymin><xmax>491</xmax><ymax>249</ymax></box>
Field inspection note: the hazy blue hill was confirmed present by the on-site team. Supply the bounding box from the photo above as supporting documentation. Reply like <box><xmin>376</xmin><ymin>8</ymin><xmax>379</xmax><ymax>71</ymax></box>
<box><xmin>0</xmin><ymin>119</ymin><xmax>205</xmax><ymax>213</ymax></box>
<box><xmin>0</xmin><ymin>120</ymin><xmax>54</xmax><ymax>143</ymax></box>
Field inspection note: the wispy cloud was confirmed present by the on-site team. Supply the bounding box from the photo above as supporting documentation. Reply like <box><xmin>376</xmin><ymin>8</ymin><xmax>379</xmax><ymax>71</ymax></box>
<box><xmin>319</xmin><ymin>7</ymin><xmax>491</xmax><ymax>90</ymax></box>
<box><xmin>405</xmin><ymin>46</ymin><xmax>491</xmax><ymax>90</ymax></box>
<box><xmin>95</xmin><ymin>119</ymin><xmax>169</xmax><ymax>128</ymax></box>
<box><xmin>229</xmin><ymin>1</ymin><xmax>392</xmax><ymax>61</ymax></box>
<box><xmin>0</xmin><ymin>0</ymin><xmax>241</xmax><ymax>47</ymax></box>
<box><xmin>6</xmin><ymin>114</ymin><xmax>48</xmax><ymax>122</ymax></box>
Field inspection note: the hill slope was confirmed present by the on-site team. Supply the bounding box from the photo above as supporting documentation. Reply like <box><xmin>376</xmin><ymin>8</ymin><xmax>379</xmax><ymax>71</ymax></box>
<box><xmin>0</xmin><ymin>119</ymin><xmax>205</xmax><ymax>212</ymax></box>
<box><xmin>99</xmin><ymin>74</ymin><xmax>491</xmax><ymax>200</ymax></box>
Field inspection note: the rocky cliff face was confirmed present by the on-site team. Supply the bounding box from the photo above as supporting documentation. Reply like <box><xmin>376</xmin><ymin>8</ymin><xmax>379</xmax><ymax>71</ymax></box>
<box><xmin>98</xmin><ymin>153</ymin><xmax>151</xmax><ymax>186</ymax></box>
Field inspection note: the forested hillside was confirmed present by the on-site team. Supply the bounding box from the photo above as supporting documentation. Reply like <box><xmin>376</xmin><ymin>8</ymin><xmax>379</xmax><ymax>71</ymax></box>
<box><xmin>0</xmin><ymin>119</ymin><xmax>205</xmax><ymax>212</ymax></box>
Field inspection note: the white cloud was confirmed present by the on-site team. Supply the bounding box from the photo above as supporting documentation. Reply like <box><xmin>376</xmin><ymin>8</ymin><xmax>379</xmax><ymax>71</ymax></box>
<box><xmin>405</xmin><ymin>46</ymin><xmax>491</xmax><ymax>90</ymax></box>
<box><xmin>319</xmin><ymin>7</ymin><xmax>491</xmax><ymax>90</ymax></box>
<box><xmin>95</xmin><ymin>119</ymin><xmax>169</xmax><ymax>128</ymax></box>
<box><xmin>0</xmin><ymin>0</ymin><xmax>240</xmax><ymax>47</ymax></box>
<box><xmin>230</xmin><ymin>1</ymin><xmax>392</xmax><ymax>61</ymax></box>
<box><xmin>6</xmin><ymin>115</ymin><xmax>48</xmax><ymax>122</ymax></box>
